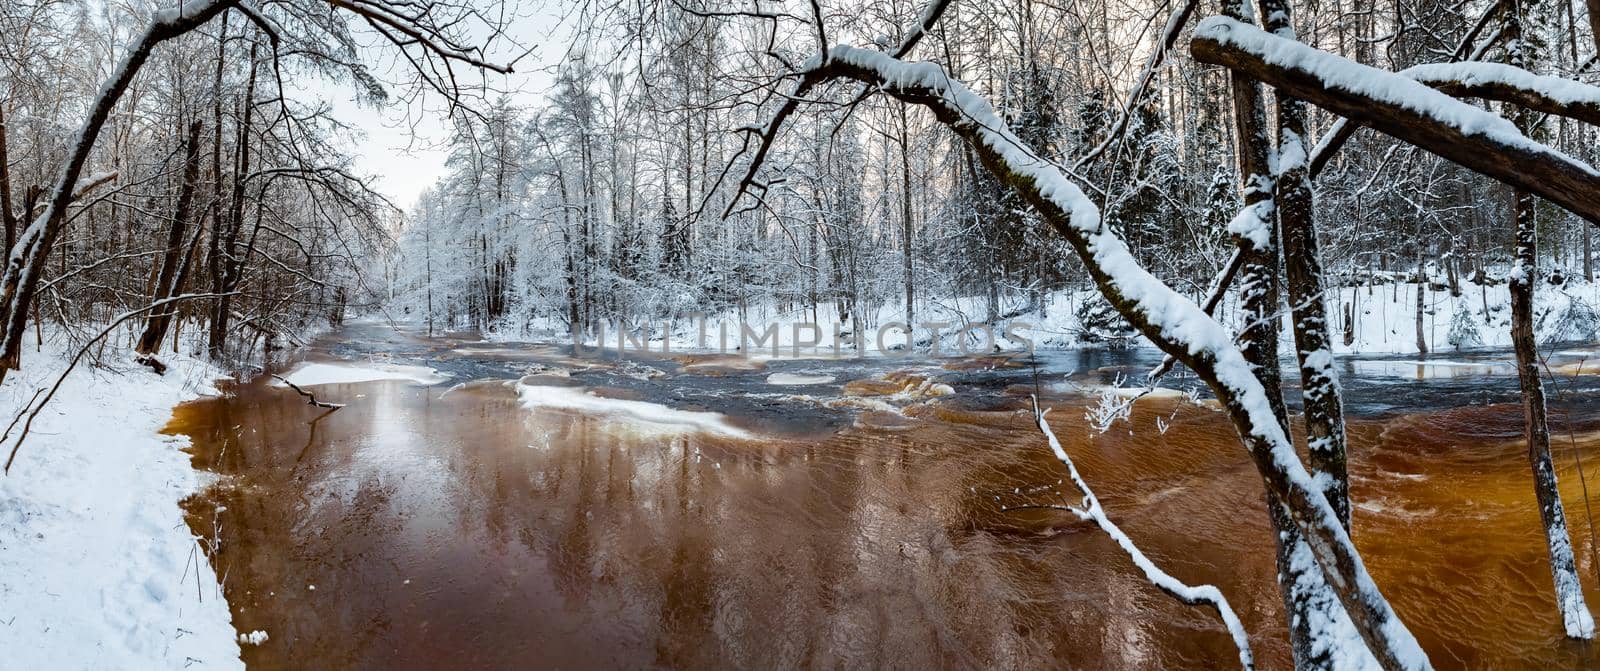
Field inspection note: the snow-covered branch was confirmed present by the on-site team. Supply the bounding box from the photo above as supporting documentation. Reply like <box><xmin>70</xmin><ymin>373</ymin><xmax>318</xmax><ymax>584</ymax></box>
<box><xmin>1031</xmin><ymin>397</ymin><xmax>1254</xmax><ymax>669</ymax></box>
<box><xmin>1191</xmin><ymin>16</ymin><xmax>1600</xmax><ymax>227</ymax></box>
<box><xmin>1401</xmin><ymin>62</ymin><xmax>1600</xmax><ymax>127</ymax></box>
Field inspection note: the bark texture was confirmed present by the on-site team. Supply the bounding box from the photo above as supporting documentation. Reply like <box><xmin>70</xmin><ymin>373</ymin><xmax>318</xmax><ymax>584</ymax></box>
<box><xmin>1259</xmin><ymin>0</ymin><xmax>1353</xmax><ymax>535</ymax></box>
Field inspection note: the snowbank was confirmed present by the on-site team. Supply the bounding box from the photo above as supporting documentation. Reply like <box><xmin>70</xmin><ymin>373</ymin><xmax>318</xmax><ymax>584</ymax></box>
<box><xmin>0</xmin><ymin>334</ymin><xmax>241</xmax><ymax>669</ymax></box>
<box><xmin>515</xmin><ymin>382</ymin><xmax>752</xmax><ymax>439</ymax></box>
<box><xmin>271</xmin><ymin>360</ymin><xmax>450</xmax><ymax>387</ymax></box>
<box><xmin>472</xmin><ymin>278</ymin><xmax>1598</xmax><ymax>360</ymax></box>
<box><xmin>1323</xmin><ymin>279</ymin><xmax>1600</xmax><ymax>355</ymax></box>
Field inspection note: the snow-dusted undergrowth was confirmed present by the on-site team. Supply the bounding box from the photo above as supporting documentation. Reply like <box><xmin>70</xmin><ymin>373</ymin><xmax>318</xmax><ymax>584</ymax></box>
<box><xmin>0</xmin><ymin>330</ymin><xmax>240</xmax><ymax>669</ymax></box>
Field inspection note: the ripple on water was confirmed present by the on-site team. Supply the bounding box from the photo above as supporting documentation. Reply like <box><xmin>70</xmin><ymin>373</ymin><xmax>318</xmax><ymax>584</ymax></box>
<box><xmin>166</xmin><ymin>329</ymin><xmax>1600</xmax><ymax>670</ymax></box>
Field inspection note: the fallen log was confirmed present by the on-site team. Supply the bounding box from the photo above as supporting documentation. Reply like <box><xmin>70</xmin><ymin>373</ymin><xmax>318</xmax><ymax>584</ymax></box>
<box><xmin>134</xmin><ymin>354</ymin><xmax>167</xmax><ymax>375</ymax></box>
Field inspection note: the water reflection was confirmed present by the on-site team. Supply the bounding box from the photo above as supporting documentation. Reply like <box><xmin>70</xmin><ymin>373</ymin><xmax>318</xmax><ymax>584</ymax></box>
<box><xmin>168</xmin><ymin>333</ymin><xmax>1600</xmax><ymax>669</ymax></box>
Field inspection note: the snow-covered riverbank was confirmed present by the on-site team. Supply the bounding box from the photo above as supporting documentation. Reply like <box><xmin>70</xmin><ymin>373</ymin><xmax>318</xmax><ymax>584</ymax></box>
<box><xmin>470</xmin><ymin>279</ymin><xmax>1600</xmax><ymax>359</ymax></box>
<box><xmin>0</xmin><ymin>334</ymin><xmax>240</xmax><ymax>669</ymax></box>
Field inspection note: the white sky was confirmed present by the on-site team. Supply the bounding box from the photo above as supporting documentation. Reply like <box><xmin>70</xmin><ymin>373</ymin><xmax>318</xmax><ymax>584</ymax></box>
<box><xmin>309</xmin><ymin>2</ymin><xmax>571</xmax><ymax>210</ymax></box>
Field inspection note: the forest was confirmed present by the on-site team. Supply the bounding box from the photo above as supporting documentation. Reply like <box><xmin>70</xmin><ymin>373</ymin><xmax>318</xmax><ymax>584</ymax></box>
<box><xmin>4</xmin><ymin>0</ymin><xmax>1600</xmax><ymax>668</ymax></box>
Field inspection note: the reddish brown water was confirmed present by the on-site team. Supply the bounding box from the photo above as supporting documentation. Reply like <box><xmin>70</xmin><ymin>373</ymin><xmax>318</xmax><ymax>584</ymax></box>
<box><xmin>166</xmin><ymin>331</ymin><xmax>1600</xmax><ymax>669</ymax></box>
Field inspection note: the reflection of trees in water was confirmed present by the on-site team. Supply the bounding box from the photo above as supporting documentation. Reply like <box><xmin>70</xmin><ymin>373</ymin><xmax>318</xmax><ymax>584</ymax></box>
<box><xmin>171</xmin><ymin>372</ymin><xmax>1600</xmax><ymax>668</ymax></box>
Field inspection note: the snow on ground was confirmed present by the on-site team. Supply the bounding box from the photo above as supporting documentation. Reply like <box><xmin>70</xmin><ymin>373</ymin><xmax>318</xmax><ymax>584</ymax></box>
<box><xmin>515</xmin><ymin>382</ymin><xmax>753</xmax><ymax>439</ymax></box>
<box><xmin>272</xmin><ymin>360</ymin><xmax>450</xmax><ymax>387</ymax></box>
<box><xmin>477</xmin><ymin>278</ymin><xmax>1600</xmax><ymax>360</ymax></box>
<box><xmin>0</xmin><ymin>331</ymin><xmax>240</xmax><ymax>670</ymax></box>
<box><xmin>1321</xmin><ymin>280</ymin><xmax>1600</xmax><ymax>355</ymax></box>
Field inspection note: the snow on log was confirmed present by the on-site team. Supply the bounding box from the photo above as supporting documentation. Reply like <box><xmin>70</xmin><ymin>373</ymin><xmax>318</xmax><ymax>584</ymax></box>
<box><xmin>1307</xmin><ymin>62</ymin><xmax>1600</xmax><ymax>178</ymax></box>
<box><xmin>1401</xmin><ymin>62</ymin><xmax>1600</xmax><ymax>127</ymax></box>
<box><xmin>1191</xmin><ymin>16</ymin><xmax>1600</xmax><ymax>227</ymax></box>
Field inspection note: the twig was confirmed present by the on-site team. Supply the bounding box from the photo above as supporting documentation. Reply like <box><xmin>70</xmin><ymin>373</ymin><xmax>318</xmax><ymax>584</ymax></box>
<box><xmin>270</xmin><ymin>374</ymin><xmax>345</xmax><ymax>409</ymax></box>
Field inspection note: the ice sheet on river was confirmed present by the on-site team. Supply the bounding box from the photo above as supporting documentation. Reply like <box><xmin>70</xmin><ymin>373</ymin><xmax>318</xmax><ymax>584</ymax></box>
<box><xmin>272</xmin><ymin>361</ymin><xmax>451</xmax><ymax>387</ymax></box>
<box><xmin>515</xmin><ymin>382</ymin><xmax>753</xmax><ymax>439</ymax></box>
<box><xmin>765</xmin><ymin>372</ymin><xmax>836</xmax><ymax>385</ymax></box>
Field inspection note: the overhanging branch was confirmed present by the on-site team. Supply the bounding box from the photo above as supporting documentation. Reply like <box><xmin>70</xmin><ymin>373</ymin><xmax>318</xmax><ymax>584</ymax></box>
<box><xmin>1192</xmin><ymin>17</ymin><xmax>1600</xmax><ymax>227</ymax></box>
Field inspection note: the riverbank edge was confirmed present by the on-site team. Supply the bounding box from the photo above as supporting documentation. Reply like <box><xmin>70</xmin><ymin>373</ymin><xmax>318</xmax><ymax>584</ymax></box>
<box><xmin>0</xmin><ymin>333</ymin><xmax>243</xmax><ymax>669</ymax></box>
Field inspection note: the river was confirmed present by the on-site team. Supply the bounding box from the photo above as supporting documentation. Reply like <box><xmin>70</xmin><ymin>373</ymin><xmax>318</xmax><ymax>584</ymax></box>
<box><xmin>164</xmin><ymin>319</ymin><xmax>1600</xmax><ymax>669</ymax></box>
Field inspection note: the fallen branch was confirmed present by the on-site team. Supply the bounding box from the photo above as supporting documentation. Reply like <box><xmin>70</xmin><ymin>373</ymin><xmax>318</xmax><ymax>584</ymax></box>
<box><xmin>134</xmin><ymin>354</ymin><xmax>168</xmax><ymax>375</ymax></box>
<box><xmin>1030</xmin><ymin>396</ymin><xmax>1254</xmax><ymax>669</ymax></box>
<box><xmin>271</xmin><ymin>374</ymin><xmax>344</xmax><ymax>409</ymax></box>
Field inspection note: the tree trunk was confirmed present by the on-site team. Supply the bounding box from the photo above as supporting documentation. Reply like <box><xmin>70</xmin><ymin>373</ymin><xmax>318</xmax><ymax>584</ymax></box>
<box><xmin>136</xmin><ymin>120</ymin><xmax>204</xmax><ymax>355</ymax></box>
<box><xmin>1414</xmin><ymin>265</ymin><xmax>1428</xmax><ymax>354</ymax></box>
<box><xmin>1507</xmin><ymin>3</ymin><xmax>1595</xmax><ymax>638</ymax></box>
<box><xmin>1222</xmin><ymin>2</ymin><xmax>1352</xmax><ymax>666</ymax></box>
<box><xmin>208</xmin><ymin>40</ymin><xmax>259</xmax><ymax>361</ymax></box>
<box><xmin>1510</xmin><ymin>181</ymin><xmax>1595</xmax><ymax>638</ymax></box>
<box><xmin>0</xmin><ymin>0</ymin><xmax>236</xmax><ymax>382</ymax></box>
<box><xmin>899</xmin><ymin>104</ymin><xmax>915</xmax><ymax>329</ymax></box>
<box><xmin>0</xmin><ymin>108</ymin><xmax>16</xmax><ymax>255</ymax></box>
<box><xmin>1586</xmin><ymin>218</ymin><xmax>1594</xmax><ymax>282</ymax></box>
<box><xmin>1260</xmin><ymin>0</ymin><xmax>1354</xmax><ymax>536</ymax></box>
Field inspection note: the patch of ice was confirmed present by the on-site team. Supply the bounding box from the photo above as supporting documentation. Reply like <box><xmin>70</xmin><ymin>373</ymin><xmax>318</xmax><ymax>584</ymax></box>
<box><xmin>272</xmin><ymin>361</ymin><xmax>450</xmax><ymax>387</ymax></box>
<box><xmin>1096</xmin><ymin>385</ymin><xmax>1186</xmax><ymax>400</ymax></box>
<box><xmin>765</xmin><ymin>372</ymin><xmax>837</xmax><ymax>385</ymax></box>
<box><xmin>238</xmin><ymin>630</ymin><xmax>269</xmax><ymax>646</ymax></box>
<box><xmin>515</xmin><ymin>383</ymin><xmax>752</xmax><ymax>439</ymax></box>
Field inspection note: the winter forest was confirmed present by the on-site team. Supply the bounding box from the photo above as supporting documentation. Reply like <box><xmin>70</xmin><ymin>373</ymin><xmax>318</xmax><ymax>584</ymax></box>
<box><xmin>6</xmin><ymin>0</ymin><xmax>1600</xmax><ymax>668</ymax></box>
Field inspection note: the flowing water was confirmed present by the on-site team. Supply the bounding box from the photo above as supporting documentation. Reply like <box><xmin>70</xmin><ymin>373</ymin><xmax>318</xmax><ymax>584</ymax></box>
<box><xmin>165</xmin><ymin>320</ymin><xmax>1600</xmax><ymax>669</ymax></box>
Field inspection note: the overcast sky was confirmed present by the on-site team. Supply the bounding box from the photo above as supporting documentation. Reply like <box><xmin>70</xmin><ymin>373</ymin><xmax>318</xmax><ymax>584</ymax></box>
<box><xmin>310</xmin><ymin>1</ymin><xmax>571</xmax><ymax>211</ymax></box>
